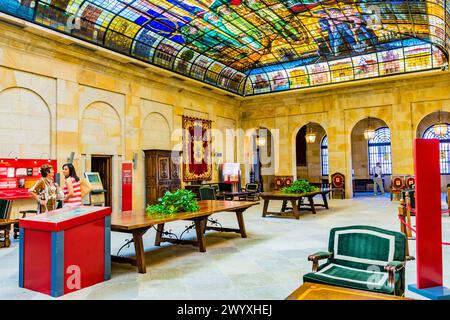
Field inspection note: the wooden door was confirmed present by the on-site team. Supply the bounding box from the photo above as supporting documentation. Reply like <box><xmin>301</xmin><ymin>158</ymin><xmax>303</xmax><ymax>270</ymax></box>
<box><xmin>91</xmin><ymin>155</ymin><xmax>112</xmax><ymax>207</ymax></box>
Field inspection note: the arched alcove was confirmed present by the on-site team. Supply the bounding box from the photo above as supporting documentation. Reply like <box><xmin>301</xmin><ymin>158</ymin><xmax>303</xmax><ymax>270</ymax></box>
<box><xmin>0</xmin><ymin>87</ymin><xmax>51</xmax><ymax>158</ymax></box>
<box><xmin>141</xmin><ymin>112</ymin><xmax>171</xmax><ymax>150</ymax></box>
<box><xmin>80</xmin><ymin>101</ymin><xmax>122</xmax><ymax>155</ymax></box>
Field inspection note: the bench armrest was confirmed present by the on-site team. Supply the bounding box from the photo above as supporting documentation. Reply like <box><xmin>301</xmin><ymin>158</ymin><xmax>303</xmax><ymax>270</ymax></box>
<box><xmin>384</xmin><ymin>261</ymin><xmax>406</xmax><ymax>288</ymax></box>
<box><xmin>308</xmin><ymin>251</ymin><xmax>333</xmax><ymax>272</ymax></box>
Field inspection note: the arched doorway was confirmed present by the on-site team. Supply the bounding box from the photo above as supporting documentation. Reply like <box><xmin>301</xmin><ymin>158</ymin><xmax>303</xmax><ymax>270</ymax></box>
<box><xmin>351</xmin><ymin>118</ymin><xmax>392</xmax><ymax>196</ymax></box>
<box><xmin>249</xmin><ymin>127</ymin><xmax>274</xmax><ymax>192</ymax></box>
<box><xmin>295</xmin><ymin>123</ymin><xmax>327</xmax><ymax>185</ymax></box>
<box><xmin>417</xmin><ymin>111</ymin><xmax>450</xmax><ymax>191</ymax></box>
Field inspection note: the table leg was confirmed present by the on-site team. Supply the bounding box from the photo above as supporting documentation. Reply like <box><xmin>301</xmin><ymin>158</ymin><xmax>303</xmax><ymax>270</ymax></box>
<box><xmin>297</xmin><ymin>197</ymin><xmax>303</xmax><ymax>210</ymax></box>
<box><xmin>194</xmin><ymin>219</ymin><xmax>206</xmax><ymax>252</ymax></box>
<box><xmin>291</xmin><ymin>199</ymin><xmax>300</xmax><ymax>220</ymax></box>
<box><xmin>262</xmin><ymin>199</ymin><xmax>269</xmax><ymax>217</ymax></box>
<box><xmin>322</xmin><ymin>193</ymin><xmax>329</xmax><ymax>209</ymax></box>
<box><xmin>154</xmin><ymin>223</ymin><xmax>165</xmax><ymax>246</ymax></box>
<box><xmin>235</xmin><ymin>210</ymin><xmax>247</xmax><ymax>238</ymax></box>
<box><xmin>308</xmin><ymin>196</ymin><xmax>317</xmax><ymax>214</ymax></box>
<box><xmin>133</xmin><ymin>230</ymin><xmax>147</xmax><ymax>274</ymax></box>
<box><xmin>281</xmin><ymin>200</ymin><xmax>287</xmax><ymax>212</ymax></box>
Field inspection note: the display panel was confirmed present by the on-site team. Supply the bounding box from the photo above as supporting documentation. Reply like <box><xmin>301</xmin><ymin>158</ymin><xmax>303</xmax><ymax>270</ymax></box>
<box><xmin>0</xmin><ymin>158</ymin><xmax>57</xmax><ymax>200</ymax></box>
<box><xmin>0</xmin><ymin>0</ymin><xmax>448</xmax><ymax>96</ymax></box>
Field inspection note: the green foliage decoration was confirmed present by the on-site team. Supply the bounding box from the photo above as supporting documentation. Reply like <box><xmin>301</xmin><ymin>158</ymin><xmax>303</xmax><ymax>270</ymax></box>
<box><xmin>146</xmin><ymin>189</ymin><xmax>200</xmax><ymax>215</ymax></box>
<box><xmin>281</xmin><ymin>180</ymin><xmax>319</xmax><ymax>194</ymax></box>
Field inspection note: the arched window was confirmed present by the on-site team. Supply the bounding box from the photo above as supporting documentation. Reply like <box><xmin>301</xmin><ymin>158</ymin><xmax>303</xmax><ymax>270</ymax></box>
<box><xmin>422</xmin><ymin>125</ymin><xmax>450</xmax><ymax>174</ymax></box>
<box><xmin>321</xmin><ymin>135</ymin><xmax>328</xmax><ymax>176</ymax></box>
<box><xmin>368</xmin><ymin>127</ymin><xmax>392</xmax><ymax>175</ymax></box>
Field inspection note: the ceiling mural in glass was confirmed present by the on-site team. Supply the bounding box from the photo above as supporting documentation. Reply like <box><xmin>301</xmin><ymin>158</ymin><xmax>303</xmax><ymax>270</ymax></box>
<box><xmin>1</xmin><ymin>0</ymin><xmax>449</xmax><ymax>96</ymax></box>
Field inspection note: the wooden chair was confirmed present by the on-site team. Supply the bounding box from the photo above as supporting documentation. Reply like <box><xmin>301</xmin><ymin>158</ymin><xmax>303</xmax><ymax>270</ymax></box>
<box><xmin>303</xmin><ymin>225</ymin><xmax>407</xmax><ymax>296</ymax></box>
<box><xmin>0</xmin><ymin>199</ymin><xmax>13</xmax><ymax>248</ymax></box>
<box><xmin>239</xmin><ymin>183</ymin><xmax>260</xmax><ymax>201</ymax></box>
<box><xmin>405</xmin><ymin>176</ymin><xmax>415</xmax><ymax>189</ymax></box>
<box><xmin>199</xmin><ymin>187</ymin><xmax>216</xmax><ymax>200</ymax></box>
<box><xmin>390</xmin><ymin>175</ymin><xmax>405</xmax><ymax>201</ymax></box>
<box><xmin>330</xmin><ymin>173</ymin><xmax>345</xmax><ymax>199</ymax></box>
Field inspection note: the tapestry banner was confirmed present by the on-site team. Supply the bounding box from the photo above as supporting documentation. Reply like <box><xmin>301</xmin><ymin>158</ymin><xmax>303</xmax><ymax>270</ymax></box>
<box><xmin>182</xmin><ymin>116</ymin><xmax>212</xmax><ymax>182</ymax></box>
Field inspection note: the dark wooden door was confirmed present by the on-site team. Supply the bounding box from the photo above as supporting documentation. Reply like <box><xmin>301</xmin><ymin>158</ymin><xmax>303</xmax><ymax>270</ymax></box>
<box><xmin>91</xmin><ymin>155</ymin><xmax>112</xmax><ymax>207</ymax></box>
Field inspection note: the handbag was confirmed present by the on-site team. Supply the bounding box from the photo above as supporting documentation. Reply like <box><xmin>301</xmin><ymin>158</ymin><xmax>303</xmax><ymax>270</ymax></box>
<box><xmin>80</xmin><ymin>178</ymin><xmax>93</xmax><ymax>198</ymax></box>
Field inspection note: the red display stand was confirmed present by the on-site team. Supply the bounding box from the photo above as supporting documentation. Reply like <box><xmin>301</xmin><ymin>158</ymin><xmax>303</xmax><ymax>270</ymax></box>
<box><xmin>121</xmin><ymin>163</ymin><xmax>132</xmax><ymax>211</ymax></box>
<box><xmin>19</xmin><ymin>206</ymin><xmax>111</xmax><ymax>297</ymax></box>
<box><xmin>408</xmin><ymin>139</ymin><xmax>450</xmax><ymax>299</ymax></box>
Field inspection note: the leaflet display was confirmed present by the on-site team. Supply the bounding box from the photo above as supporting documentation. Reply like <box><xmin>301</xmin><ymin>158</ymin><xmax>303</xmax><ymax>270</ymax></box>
<box><xmin>0</xmin><ymin>158</ymin><xmax>57</xmax><ymax>200</ymax></box>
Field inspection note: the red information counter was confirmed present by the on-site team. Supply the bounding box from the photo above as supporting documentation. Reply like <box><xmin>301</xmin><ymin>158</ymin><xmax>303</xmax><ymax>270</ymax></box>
<box><xmin>19</xmin><ymin>206</ymin><xmax>111</xmax><ymax>297</ymax></box>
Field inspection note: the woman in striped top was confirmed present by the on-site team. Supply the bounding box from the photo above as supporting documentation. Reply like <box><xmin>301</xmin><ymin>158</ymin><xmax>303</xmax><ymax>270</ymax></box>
<box><xmin>62</xmin><ymin>163</ymin><xmax>82</xmax><ymax>207</ymax></box>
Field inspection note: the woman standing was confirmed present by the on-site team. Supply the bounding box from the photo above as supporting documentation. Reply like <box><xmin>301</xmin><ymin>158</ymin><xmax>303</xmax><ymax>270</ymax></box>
<box><xmin>62</xmin><ymin>163</ymin><xmax>82</xmax><ymax>207</ymax></box>
<box><xmin>29</xmin><ymin>164</ymin><xmax>59</xmax><ymax>213</ymax></box>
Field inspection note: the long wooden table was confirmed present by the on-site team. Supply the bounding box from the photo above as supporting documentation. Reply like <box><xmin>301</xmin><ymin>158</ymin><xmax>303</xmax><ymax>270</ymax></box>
<box><xmin>261</xmin><ymin>189</ymin><xmax>336</xmax><ymax>220</ymax></box>
<box><xmin>111</xmin><ymin>200</ymin><xmax>258</xmax><ymax>273</ymax></box>
<box><xmin>286</xmin><ymin>282</ymin><xmax>411</xmax><ymax>300</ymax></box>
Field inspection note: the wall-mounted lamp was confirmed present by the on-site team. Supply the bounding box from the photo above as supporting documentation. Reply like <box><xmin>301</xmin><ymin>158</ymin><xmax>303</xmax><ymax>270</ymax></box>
<box><xmin>364</xmin><ymin>117</ymin><xmax>376</xmax><ymax>140</ymax></box>
<box><xmin>7</xmin><ymin>151</ymin><xmax>18</xmax><ymax>161</ymax></box>
<box><xmin>67</xmin><ymin>152</ymin><xmax>75</xmax><ymax>163</ymax></box>
<box><xmin>40</xmin><ymin>152</ymin><xmax>51</xmax><ymax>162</ymax></box>
<box><xmin>132</xmin><ymin>152</ymin><xmax>138</xmax><ymax>170</ymax></box>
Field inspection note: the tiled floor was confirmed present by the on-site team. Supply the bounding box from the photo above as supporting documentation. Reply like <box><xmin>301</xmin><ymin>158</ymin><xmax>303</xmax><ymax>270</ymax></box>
<box><xmin>1</xmin><ymin>193</ymin><xmax>450</xmax><ymax>300</ymax></box>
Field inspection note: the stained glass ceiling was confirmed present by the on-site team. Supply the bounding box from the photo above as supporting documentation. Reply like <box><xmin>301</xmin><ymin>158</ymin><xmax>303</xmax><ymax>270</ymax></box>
<box><xmin>1</xmin><ymin>0</ymin><xmax>449</xmax><ymax>96</ymax></box>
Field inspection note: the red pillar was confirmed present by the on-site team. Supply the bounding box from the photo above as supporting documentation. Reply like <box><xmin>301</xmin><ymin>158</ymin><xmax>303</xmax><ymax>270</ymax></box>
<box><xmin>414</xmin><ymin>139</ymin><xmax>443</xmax><ymax>288</ymax></box>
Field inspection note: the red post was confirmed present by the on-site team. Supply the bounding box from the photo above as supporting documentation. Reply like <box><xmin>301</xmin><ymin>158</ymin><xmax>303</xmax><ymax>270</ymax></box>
<box><xmin>414</xmin><ymin>139</ymin><xmax>443</xmax><ymax>288</ymax></box>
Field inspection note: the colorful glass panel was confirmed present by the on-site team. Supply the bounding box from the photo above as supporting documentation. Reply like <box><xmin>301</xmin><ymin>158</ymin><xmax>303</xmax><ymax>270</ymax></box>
<box><xmin>0</xmin><ymin>0</ymin><xmax>448</xmax><ymax>95</ymax></box>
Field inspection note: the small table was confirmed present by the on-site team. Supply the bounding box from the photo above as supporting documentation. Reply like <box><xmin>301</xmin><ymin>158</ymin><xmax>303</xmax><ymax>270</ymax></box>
<box><xmin>219</xmin><ymin>191</ymin><xmax>254</xmax><ymax>201</ymax></box>
<box><xmin>286</xmin><ymin>282</ymin><xmax>411</xmax><ymax>300</ymax></box>
<box><xmin>0</xmin><ymin>219</ymin><xmax>17</xmax><ymax>248</ymax></box>
<box><xmin>261</xmin><ymin>189</ymin><xmax>336</xmax><ymax>219</ymax></box>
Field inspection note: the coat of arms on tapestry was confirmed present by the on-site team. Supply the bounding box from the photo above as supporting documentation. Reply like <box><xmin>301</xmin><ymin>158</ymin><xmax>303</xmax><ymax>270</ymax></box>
<box><xmin>182</xmin><ymin>116</ymin><xmax>212</xmax><ymax>182</ymax></box>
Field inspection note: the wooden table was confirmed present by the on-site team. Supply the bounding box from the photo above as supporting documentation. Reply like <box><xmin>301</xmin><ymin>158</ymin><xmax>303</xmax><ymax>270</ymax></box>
<box><xmin>0</xmin><ymin>219</ymin><xmax>18</xmax><ymax>248</ymax></box>
<box><xmin>286</xmin><ymin>282</ymin><xmax>411</xmax><ymax>300</ymax></box>
<box><xmin>261</xmin><ymin>189</ymin><xmax>336</xmax><ymax>220</ymax></box>
<box><xmin>111</xmin><ymin>200</ymin><xmax>258</xmax><ymax>273</ymax></box>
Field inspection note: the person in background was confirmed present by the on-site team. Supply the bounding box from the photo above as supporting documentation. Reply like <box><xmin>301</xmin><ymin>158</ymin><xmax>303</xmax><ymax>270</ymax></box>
<box><xmin>373</xmin><ymin>162</ymin><xmax>384</xmax><ymax>196</ymax></box>
<box><xmin>29</xmin><ymin>164</ymin><xmax>59</xmax><ymax>213</ymax></box>
<box><xmin>62</xmin><ymin>163</ymin><xmax>82</xmax><ymax>207</ymax></box>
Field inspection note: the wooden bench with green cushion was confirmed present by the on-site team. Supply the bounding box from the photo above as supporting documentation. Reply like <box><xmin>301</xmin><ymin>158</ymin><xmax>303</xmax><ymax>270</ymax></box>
<box><xmin>303</xmin><ymin>225</ymin><xmax>407</xmax><ymax>296</ymax></box>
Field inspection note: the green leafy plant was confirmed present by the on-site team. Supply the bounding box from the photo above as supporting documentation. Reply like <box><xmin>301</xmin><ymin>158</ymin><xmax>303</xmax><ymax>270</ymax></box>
<box><xmin>146</xmin><ymin>189</ymin><xmax>200</xmax><ymax>215</ymax></box>
<box><xmin>281</xmin><ymin>180</ymin><xmax>319</xmax><ymax>194</ymax></box>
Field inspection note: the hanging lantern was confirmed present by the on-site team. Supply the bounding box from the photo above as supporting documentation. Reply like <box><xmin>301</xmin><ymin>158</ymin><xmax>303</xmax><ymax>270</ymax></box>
<box><xmin>434</xmin><ymin>123</ymin><xmax>448</xmax><ymax>137</ymax></box>
<box><xmin>364</xmin><ymin>117</ymin><xmax>375</xmax><ymax>140</ymax></box>
<box><xmin>305</xmin><ymin>124</ymin><xmax>316</xmax><ymax>144</ymax></box>
<box><xmin>433</xmin><ymin>110</ymin><xmax>448</xmax><ymax>137</ymax></box>
<box><xmin>256</xmin><ymin>137</ymin><xmax>266</xmax><ymax>147</ymax></box>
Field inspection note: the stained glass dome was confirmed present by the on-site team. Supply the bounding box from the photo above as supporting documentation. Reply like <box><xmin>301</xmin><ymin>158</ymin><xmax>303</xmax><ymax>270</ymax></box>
<box><xmin>1</xmin><ymin>0</ymin><xmax>449</xmax><ymax>96</ymax></box>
